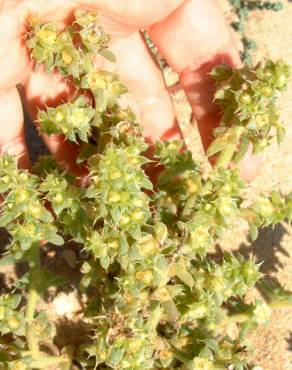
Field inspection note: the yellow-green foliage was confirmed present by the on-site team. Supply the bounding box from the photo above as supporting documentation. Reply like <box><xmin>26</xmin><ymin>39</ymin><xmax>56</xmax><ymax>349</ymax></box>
<box><xmin>0</xmin><ymin>10</ymin><xmax>291</xmax><ymax>370</ymax></box>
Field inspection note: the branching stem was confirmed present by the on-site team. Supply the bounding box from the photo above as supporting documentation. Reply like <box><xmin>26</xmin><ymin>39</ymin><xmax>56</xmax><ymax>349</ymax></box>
<box><xmin>25</xmin><ymin>287</ymin><xmax>40</xmax><ymax>352</ymax></box>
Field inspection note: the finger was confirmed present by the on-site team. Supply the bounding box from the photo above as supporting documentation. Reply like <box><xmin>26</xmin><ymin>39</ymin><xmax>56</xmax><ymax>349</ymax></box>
<box><xmin>94</xmin><ymin>31</ymin><xmax>181</xmax><ymax>142</ymax></box>
<box><xmin>180</xmin><ymin>43</ymin><xmax>241</xmax><ymax>148</ymax></box>
<box><xmin>20</xmin><ymin>65</ymin><xmax>77</xmax><ymax>120</ymax></box>
<box><xmin>20</xmin><ymin>64</ymin><xmax>140</xmax><ymax>176</ymax></box>
<box><xmin>22</xmin><ymin>29</ymin><xmax>181</xmax><ymax>145</ymax></box>
<box><xmin>148</xmin><ymin>0</ymin><xmax>241</xmax><ymax>127</ymax></box>
<box><xmin>19</xmin><ymin>66</ymin><xmax>86</xmax><ymax>175</ymax></box>
<box><xmin>0</xmin><ymin>87</ymin><xmax>30</xmax><ymax>168</ymax></box>
<box><xmin>148</xmin><ymin>0</ymin><xmax>261</xmax><ymax>180</ymax></box>
<box><xmin>0</xmin><ymin>1</ymin><xmax>32</xmax><ymax>89</ymax></box>
<box><xmin>0</xmin><ymin>0</ymin><xmax>77</xmax><ymax>90</ymax></box>
<box><xmin>0</xmin><ymin>0</ymin><xmax>185</xmax><ymax>89</ymax></box>
<box><xmin>76</xmin><ymin>0</ymin><xmax>186</xmax><ymax>28</ymax></box>
<box><xmin>0</xmin><ymin>0</ymin><xmax>80</xmax><ymax>90</ymax></box>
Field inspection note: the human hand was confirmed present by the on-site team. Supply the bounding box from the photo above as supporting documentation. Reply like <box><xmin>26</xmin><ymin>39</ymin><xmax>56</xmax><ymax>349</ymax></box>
<box><xmin>0</xmin><ymin>0</ymin><xmax>261</xmax><ymax>179</ymax></box>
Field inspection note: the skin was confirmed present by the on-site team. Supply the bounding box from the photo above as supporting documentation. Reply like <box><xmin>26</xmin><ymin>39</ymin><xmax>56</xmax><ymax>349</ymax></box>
<box><xmin>0</xmin><ymin>0</ymin><xmax>261</xmax><ymax>179</ymax></box>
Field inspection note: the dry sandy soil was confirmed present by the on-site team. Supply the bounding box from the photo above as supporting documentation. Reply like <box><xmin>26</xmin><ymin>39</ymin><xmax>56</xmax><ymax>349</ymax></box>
<box><xmin>1</xmin><ymin>1</ymin><xmax>292</xmax><ymax>369</ymax></box>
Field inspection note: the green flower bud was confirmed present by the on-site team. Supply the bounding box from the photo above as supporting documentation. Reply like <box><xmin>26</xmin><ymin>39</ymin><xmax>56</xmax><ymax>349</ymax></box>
<box><xmin>71</xmin><ymin>109</ymin><xmax>87</xmax><ymax>126</ymax></box>
<box><xmin>120</xmin><ymin>215</ymin><xmax>130</xmax><ymax>226</ymax></box>
<box><xmin>185</xmin><ymin>179</ymin><xmax>199</xmax><ymax>194</ymax></box>
<box><xmin>54</xmin><ymin>110</ymin><xmax>65</xmax><ymax>122</ymax></box>
<box><xmin>32</xmin><ymin>320</ymin><xmax>46</xmax><ymax>335</ymax></box>
<box><xmin>240</xmin><ymin>92</ymin><xmax>251</xmax><ymax>104</ymax></box>
<box><xmin>107</xmin><ymin>238</ymin><xmax>120</xmax><ymax>250</ymax></box>
<box><xmin>242</xmin><ymin>260</ymin><xmax>261</xmax><ymax>284</ymax></box>
<box><xmin>87</xmin><ymin>72</ymin><xmax>106</xmax><ymax>90</ymax></box>
<box><xmin>109</xmin><ymin>170</ymin><xmax>122</xmax><ymax>180</ymax></box>
<box><xmin>10</xmin><ymin>361</ymin><xmax>27</xmax><ymax>370</ymax></box>
<box><xmin>107</xmin><ymin>191</ymin><xmax>121</xmax><ymax>203</ymax></box>
<box><xmin>192</xmin><ymin>357</ymin><xmax>214</xmax><ymax>370</ymax></box>
<box><xmin>190</xmin><ymin>227</ymin><xmax>209</xmax><ymax>245</ymax></box>
<box><xmin>28</xmin><ymin>203</ymin><xmax>42</xmax><ymax>217</ymax></box>
<box><xmin>257</xmin><ymin>138</ymin><xmax>269</xmax><ymax>150</ymax></box>
<box><xmin>24</xmin><ymin>223</ymin><xmax>36</xmax><ymax>236</ymax></box>
<box><xmin>253</xmin><ymin>302</ymin><xmax>272</xmax><ymax>324</ymax></box>
<box><xmin>19</xmin><ymin>173</ymin><xmax>29</xmax><ymax>182</ymax></box>
<box><xmin>135</xmin><ymin>270</ymin><xmax>153</xmax><ymax>284</ymax></box>
<box><xmin>178</xmin><ymin>337</ymin><xmax>190</xmax><ymax>348</ymax></box>
<box><xmin>132</xmin><ymin>198</ymin><xmax>145</xmax><ymax>208</ymax></box>
<box><xmin>15</xmin><ymin>188</ymin><xmax>29</xmax><ymax>202</ymax></box>
<box><xmin>261</xmin><ymin>85</ymin><xmax>272</xmax><ymax>97</ymax></box>
<box><xmin>218</xmin><ymin>197</ymin><xmax>235</xmax><ymax>217</ymax></box>
<box><xmin>2</xmin><ymin>175</ymin><xmax>10</xmax><ymax>184</ymax></box>
<box><xmin>39</xmin><ymin>28</ymin><xmax>57</xmax><ymax>46</ymax></box>
<box><xmin>54</xmin><ymin>193</ymin><xmax>63</xmax><ymax>203</ymax></box>
<box><xmin>221</xmin><ymin>184</ymin><xmax>233</xmax><ymax>194</ymax></box>
<box><xmin>256</xmin><ymin>113</ymin><xmax>269</xmax><ymax>128</ymax></box>
<box><xmin>154</xmin><ymin>222</ymin><xmax>168</xmax><ymax>245</ymax></box>
<box><xmin>207</xmin><ymin>275</ymin><xmax>226</xmax><ymax>293</ymax></box>
<box><xmin>7</xmin><ymin>316</ymin><xmax>20</xmax><ymax>330</ymax></box>
<box><xmin>128</xmin><ymin>339</ymin><xmax>143</xmax><ymax>352</ymax></box>
<box><xmin>132</xmin><ymin>209</ymin><xmax>145</xmax><ymax>222</ymax></box>
<box><xmin>257</xmin><ymin>197</ymin><xmax>274</xmax><ymax>217</ymax></box>
<box><xmin>138</xmin><ymin>235</ymin><xmax>159</xmax><ymax>257</ymax></box>
<box><xmin>154</xmin><ymin>287</ymin><xmax>171</xmax><ymax>302</ymax></box>
<box><xmin>167</xmin><ymin>141</ymin><xmax>181</xmax><ymax>151</ymax></box>
<box><xmin>204</xmin><ymin>203</ymin><xmax>212</xmax><ymax>211</ymax></box>
<box><xmin>277</xmin><ymin>73</ymin><xmax>287</xmax><ymax>88</ymax></box>
<box><xmin>60</xmin><ymin>49</ymin><xmax>74</xmax><ymax>65</ymax></box>
<box><xmin>264</xmin><ymin>68</ymin><xmax>273</xmax><ymax>78</ymax></box>
<box><xmin>218</xmin><ymin>347</ymin><xmax>232</xmax><ymax>360</ymax></box>
<box><xmin>186</xmin><ymin>303</ymin><xmax>208</xmax><ymax>320</ymax></box>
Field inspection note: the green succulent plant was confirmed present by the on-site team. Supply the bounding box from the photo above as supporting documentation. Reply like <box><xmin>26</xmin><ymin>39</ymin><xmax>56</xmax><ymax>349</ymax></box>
<box><xmin>208</xmin><ymin>59</ymin><xmax>290</xmax><ymax>166</ymax></box>
<box><xmin>0</xmin><ymin>10</ymin><xmax>291</xmax><ymax>370</ymax></box>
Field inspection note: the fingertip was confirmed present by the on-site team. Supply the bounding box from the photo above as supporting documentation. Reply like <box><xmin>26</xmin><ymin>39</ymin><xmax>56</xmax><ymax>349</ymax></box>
<box><xmin>238</xmin><ymin>147</ymin><xmax>263</xmax><ymax>182</ymax></box>
<box><xmin>0</xmin><ymin>87</ymin><xmax>31</xmax><ymax>169</ymax></box>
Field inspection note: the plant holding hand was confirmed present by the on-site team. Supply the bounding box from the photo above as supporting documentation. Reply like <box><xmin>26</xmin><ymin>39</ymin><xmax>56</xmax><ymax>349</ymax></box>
<box><xmin>1</xmin><ymin>0</ymin><xmax>263</xmax><ymax>179</ymax></box>
<box><xmin>0</xmin><ymin>2</ymin><xmax>292</xmax><ymax>370</ymax></box>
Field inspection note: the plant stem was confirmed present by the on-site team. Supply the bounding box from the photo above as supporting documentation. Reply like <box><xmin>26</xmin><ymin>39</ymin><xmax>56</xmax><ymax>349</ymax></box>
<box><xmin>25</xmin><ymin>244</ymin><xmax>41</xmax><ymax>353</ymax></box>
<box><xmin>227</xmin><ymin>312</ymin><xmax>250</xmax><ymax>324</ymax></box>
<box><xmin>216</xmin><ymin>145</ymin><xmax>238</xmax><ymax>169</ymax></box>
<box><xmin>227</xmin><ymin>299</ymin><xmax>292</xmax><ymax>324</ymax></box>
<box><xmin>23</xmin><ymin>244</ymin><xmax>73</xmax><ymax>368</ymax></box>
<box><xmin>270</xmin><ymin>300</ymin><xmax>292</xmax><ymax>309</ymax></box>
<box><xmin>25</xmin><ymin>287</ymin><xmax>40</xmax><ymax>352</ymax></box>
<box><xmin>21</xmin><ymin>351</ymin><xmax>71</xmax><ymax>369</ymax></box>
<box><xmin>25</xmin><ymin>288</ymin><xmax>39</xmax><ymax>321</ymax></box>
<box><xmin>215</xmin><ymin>126</ymin><xmax>244</xmax><ymax>169</ymax></box>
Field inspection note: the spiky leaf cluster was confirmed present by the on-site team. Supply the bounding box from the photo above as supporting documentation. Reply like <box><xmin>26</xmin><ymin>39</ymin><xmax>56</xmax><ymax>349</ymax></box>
<box><xmin>27</xmin><ymin>10</ymin><xmax>112</xmax><ymax>78</ymax></box>
<box><xmin>208</xmin><ymin>60</ymin><xmax>290</xmax><ymax>166</ymax></box>
<box><xmin>37</xmin><ymin>96</ymin><xmax>96</xmax><ymax>142</ymax></box>
<box><xmin>0</xmin><ymin>156</ymin><xmax>64</xmax><ymax>259</ymax></box>
<box><xmin>0</xmin><ymin>11</ymin><xmax>291</xmax><ymax>370</ymax></box>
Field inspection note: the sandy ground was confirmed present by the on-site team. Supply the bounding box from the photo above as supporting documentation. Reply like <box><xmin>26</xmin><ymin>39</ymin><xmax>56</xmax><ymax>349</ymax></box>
<box><xmin>0</xmin><ymin>1</ymin><xmax>292</xmax><ymax>369</ymax></box>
